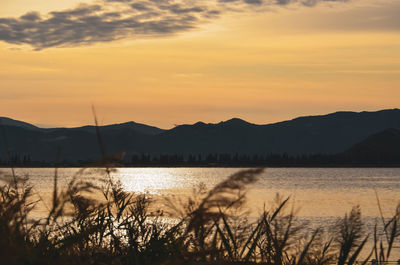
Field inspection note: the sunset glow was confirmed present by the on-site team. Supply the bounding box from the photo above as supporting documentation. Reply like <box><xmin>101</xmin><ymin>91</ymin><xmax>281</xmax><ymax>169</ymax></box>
<box><xmin>1</xmin><ymin>0</ymin><xmax>399</xmax><ymax>128</ymax></box>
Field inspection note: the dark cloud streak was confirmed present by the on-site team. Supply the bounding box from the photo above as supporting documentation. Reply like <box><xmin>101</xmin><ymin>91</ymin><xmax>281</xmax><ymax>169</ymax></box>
<box><xmin>0</xmin><ymin>0</ymin><xmax>350</xmax><ymax>50</ymax></box>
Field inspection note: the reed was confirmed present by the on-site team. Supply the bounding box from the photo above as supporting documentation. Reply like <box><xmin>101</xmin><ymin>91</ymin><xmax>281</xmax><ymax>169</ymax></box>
<box><xmin>0</xmin><ymin>166</ymin><xmax>399</xmax><ymax>265</ymax></box>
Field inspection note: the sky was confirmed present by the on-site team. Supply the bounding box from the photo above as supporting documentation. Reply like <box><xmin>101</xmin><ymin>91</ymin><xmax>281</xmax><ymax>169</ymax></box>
<box><xmin>0</xmin><ymin>0</ymin><xmax>399</xmax><ymax>128</ymax></box>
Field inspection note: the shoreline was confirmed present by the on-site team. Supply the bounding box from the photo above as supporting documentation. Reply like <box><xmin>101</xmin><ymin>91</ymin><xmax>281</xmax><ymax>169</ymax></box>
<box><xmin>2</xmin><ymin>164</ymin><xmax>400</xmax><ymax>168</ymax></box>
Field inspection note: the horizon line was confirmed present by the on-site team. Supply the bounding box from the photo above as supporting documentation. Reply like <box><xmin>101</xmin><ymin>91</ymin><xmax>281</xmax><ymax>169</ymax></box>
<box><xmin>2</xmin><ymin>107</ymin><xmax>399</xmax><ymax>130</ymax></box>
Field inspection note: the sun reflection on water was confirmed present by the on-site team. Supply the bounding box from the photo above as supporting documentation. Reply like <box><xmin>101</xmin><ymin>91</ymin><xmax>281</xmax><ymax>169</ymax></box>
<box><xmin>112</xmin><ymin>168</ymin><xmax>197</xmax><ymax>194</ymax></box>
<box><xmin>8</xmin><ymin>167</ymin><xmax>400</xmax><ymax>218</ymax></box>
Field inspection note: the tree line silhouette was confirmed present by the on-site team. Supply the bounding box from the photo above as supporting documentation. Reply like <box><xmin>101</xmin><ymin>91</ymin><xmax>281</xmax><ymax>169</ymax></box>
<box><xmin>1</xmin><ymin>152</ymin><xmax>399</xmax><ymax>167</ymax></box>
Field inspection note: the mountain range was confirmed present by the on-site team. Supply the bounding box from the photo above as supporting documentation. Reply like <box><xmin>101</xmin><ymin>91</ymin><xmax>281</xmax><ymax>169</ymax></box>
<box><xmin>1</xmin><ymin>109</ymin><xmax>400</xmax><ymax>162</ymax></box>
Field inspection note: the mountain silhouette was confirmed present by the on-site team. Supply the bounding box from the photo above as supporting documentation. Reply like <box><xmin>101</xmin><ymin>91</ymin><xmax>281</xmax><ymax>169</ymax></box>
<box><xmin>49</xmin><ymin>121</ymin><xmax>164</xmax><ymax>135</ymax></box>
<box><xmin>0</xmin><ymin>117</ymin><xmax>40</xmax><ymax>131</ymax></box>
<box><xmin>341</xmin><ymin>128</ymin><xmax>400</xmax><ymax>164</ymax></box>
<box><xmin>0</xmin><ymin>109</ymin><xmax>400</xmax><ymax>162</ymax></box>
<box><xmin>149</xmin><ymin>109</ymin><xmax>400</xmax><ymax>155</ymax></box>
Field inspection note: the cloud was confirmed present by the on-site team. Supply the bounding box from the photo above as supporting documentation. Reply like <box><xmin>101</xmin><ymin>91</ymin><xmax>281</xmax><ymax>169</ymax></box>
<box><xmin>0</xmin><ymin>0</ymin><xmax>351</xmax><ymax>50</ymax></box>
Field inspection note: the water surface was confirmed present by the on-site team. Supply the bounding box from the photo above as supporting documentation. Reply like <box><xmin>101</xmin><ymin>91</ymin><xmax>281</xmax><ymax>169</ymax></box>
<box><xmin>3</xmin><ymin>167</ymin><xmax>399</xmax><ymax>218</ymax></box>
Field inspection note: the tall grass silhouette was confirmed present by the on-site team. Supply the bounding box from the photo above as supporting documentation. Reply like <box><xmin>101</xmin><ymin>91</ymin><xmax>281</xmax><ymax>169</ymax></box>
<box><xmin>0</xmin><ymin>166</ymin><xmax>399</xmax><ymax>265</ymax></box>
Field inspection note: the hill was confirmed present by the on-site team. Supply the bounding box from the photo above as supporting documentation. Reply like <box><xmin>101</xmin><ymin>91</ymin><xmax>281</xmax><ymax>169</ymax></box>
<box><xmin>341</xmin><ymin>128</ymin><xmax>400</xmax><ymax>164</ymax></box>
<box><xmin>148</xmin><ymin>109</ymin><xmax>400</xmax><ymax>155</ymax></box>
<box><xmin>1</xmin><ymin>109</ymin><xmax>400</xmax><ymax>162</ymax></box>
<box><xmin>0</xmin><ymin>117</ymin><xmax>40</xmax><ymax>131</ymax></box>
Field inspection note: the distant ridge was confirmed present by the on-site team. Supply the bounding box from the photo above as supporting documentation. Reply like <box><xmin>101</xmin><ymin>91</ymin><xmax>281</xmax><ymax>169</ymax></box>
<box><xmin>67</xmin><ymin>121</ymin><xmax>165</xmax><ymax>136</ymax></box>
<box><xmin>0</xmin><ymin>109</ymin><xmax>400</xmax><ymax>162</ymax></box>
<box><xmin>0</xmin><ymin>117</ymin><xmax>40</xmax><ymax>131</ymax></box>
<box><xmin>218</xmin><ymin>118</ymin><xmax>253</xmax><ymax>127</ymax></box>
<box><xmin>342</xmin><ymin>128</ymin><xmax>400</xmax><ymax>163</ymax></box>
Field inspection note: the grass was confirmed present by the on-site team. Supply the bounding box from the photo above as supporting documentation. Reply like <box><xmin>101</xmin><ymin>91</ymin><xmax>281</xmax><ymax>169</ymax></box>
<box><xmin>0</xmin><ymin>166</ymin><xmax>399</xmax><ymax>265</ymax></box>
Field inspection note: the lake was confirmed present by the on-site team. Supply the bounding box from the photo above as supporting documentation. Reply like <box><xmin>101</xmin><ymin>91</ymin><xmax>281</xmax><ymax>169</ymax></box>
<box><xmin>2</xmin><ymin>167</ymin><xmax>400</xmax><ymax>258</ymax></box>
<box><xmin>4</xmin><ymin>167</ymin><xmax>399</xmax><ymax>216</ymax></box>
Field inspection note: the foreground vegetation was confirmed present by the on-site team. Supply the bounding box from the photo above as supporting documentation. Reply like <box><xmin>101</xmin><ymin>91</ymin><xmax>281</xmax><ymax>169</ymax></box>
<box><xmin>0</xmin><ymin>167</ymin><xmax>399</xmax><ymax>265</ymax></box>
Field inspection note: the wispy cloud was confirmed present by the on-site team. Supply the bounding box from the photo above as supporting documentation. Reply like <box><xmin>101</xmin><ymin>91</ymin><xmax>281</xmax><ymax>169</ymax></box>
<box><xmin>0</xmin><ymin>0</ymin><xmax>350</xmax><ymax>50</ymax></box>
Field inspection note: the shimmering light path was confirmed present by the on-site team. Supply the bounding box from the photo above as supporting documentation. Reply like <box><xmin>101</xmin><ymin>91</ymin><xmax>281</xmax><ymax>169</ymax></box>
<box><xmin>5</xmin><ymin>167</ymin><xmax>400</xmax><ymax>218</ymax></box>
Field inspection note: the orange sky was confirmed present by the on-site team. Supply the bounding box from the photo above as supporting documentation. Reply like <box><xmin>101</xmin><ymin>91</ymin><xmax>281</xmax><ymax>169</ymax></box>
<box><xmin>0</xmin><ymin>0</ymin><xmax>399</xmax><ymax>128</ymax></box>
